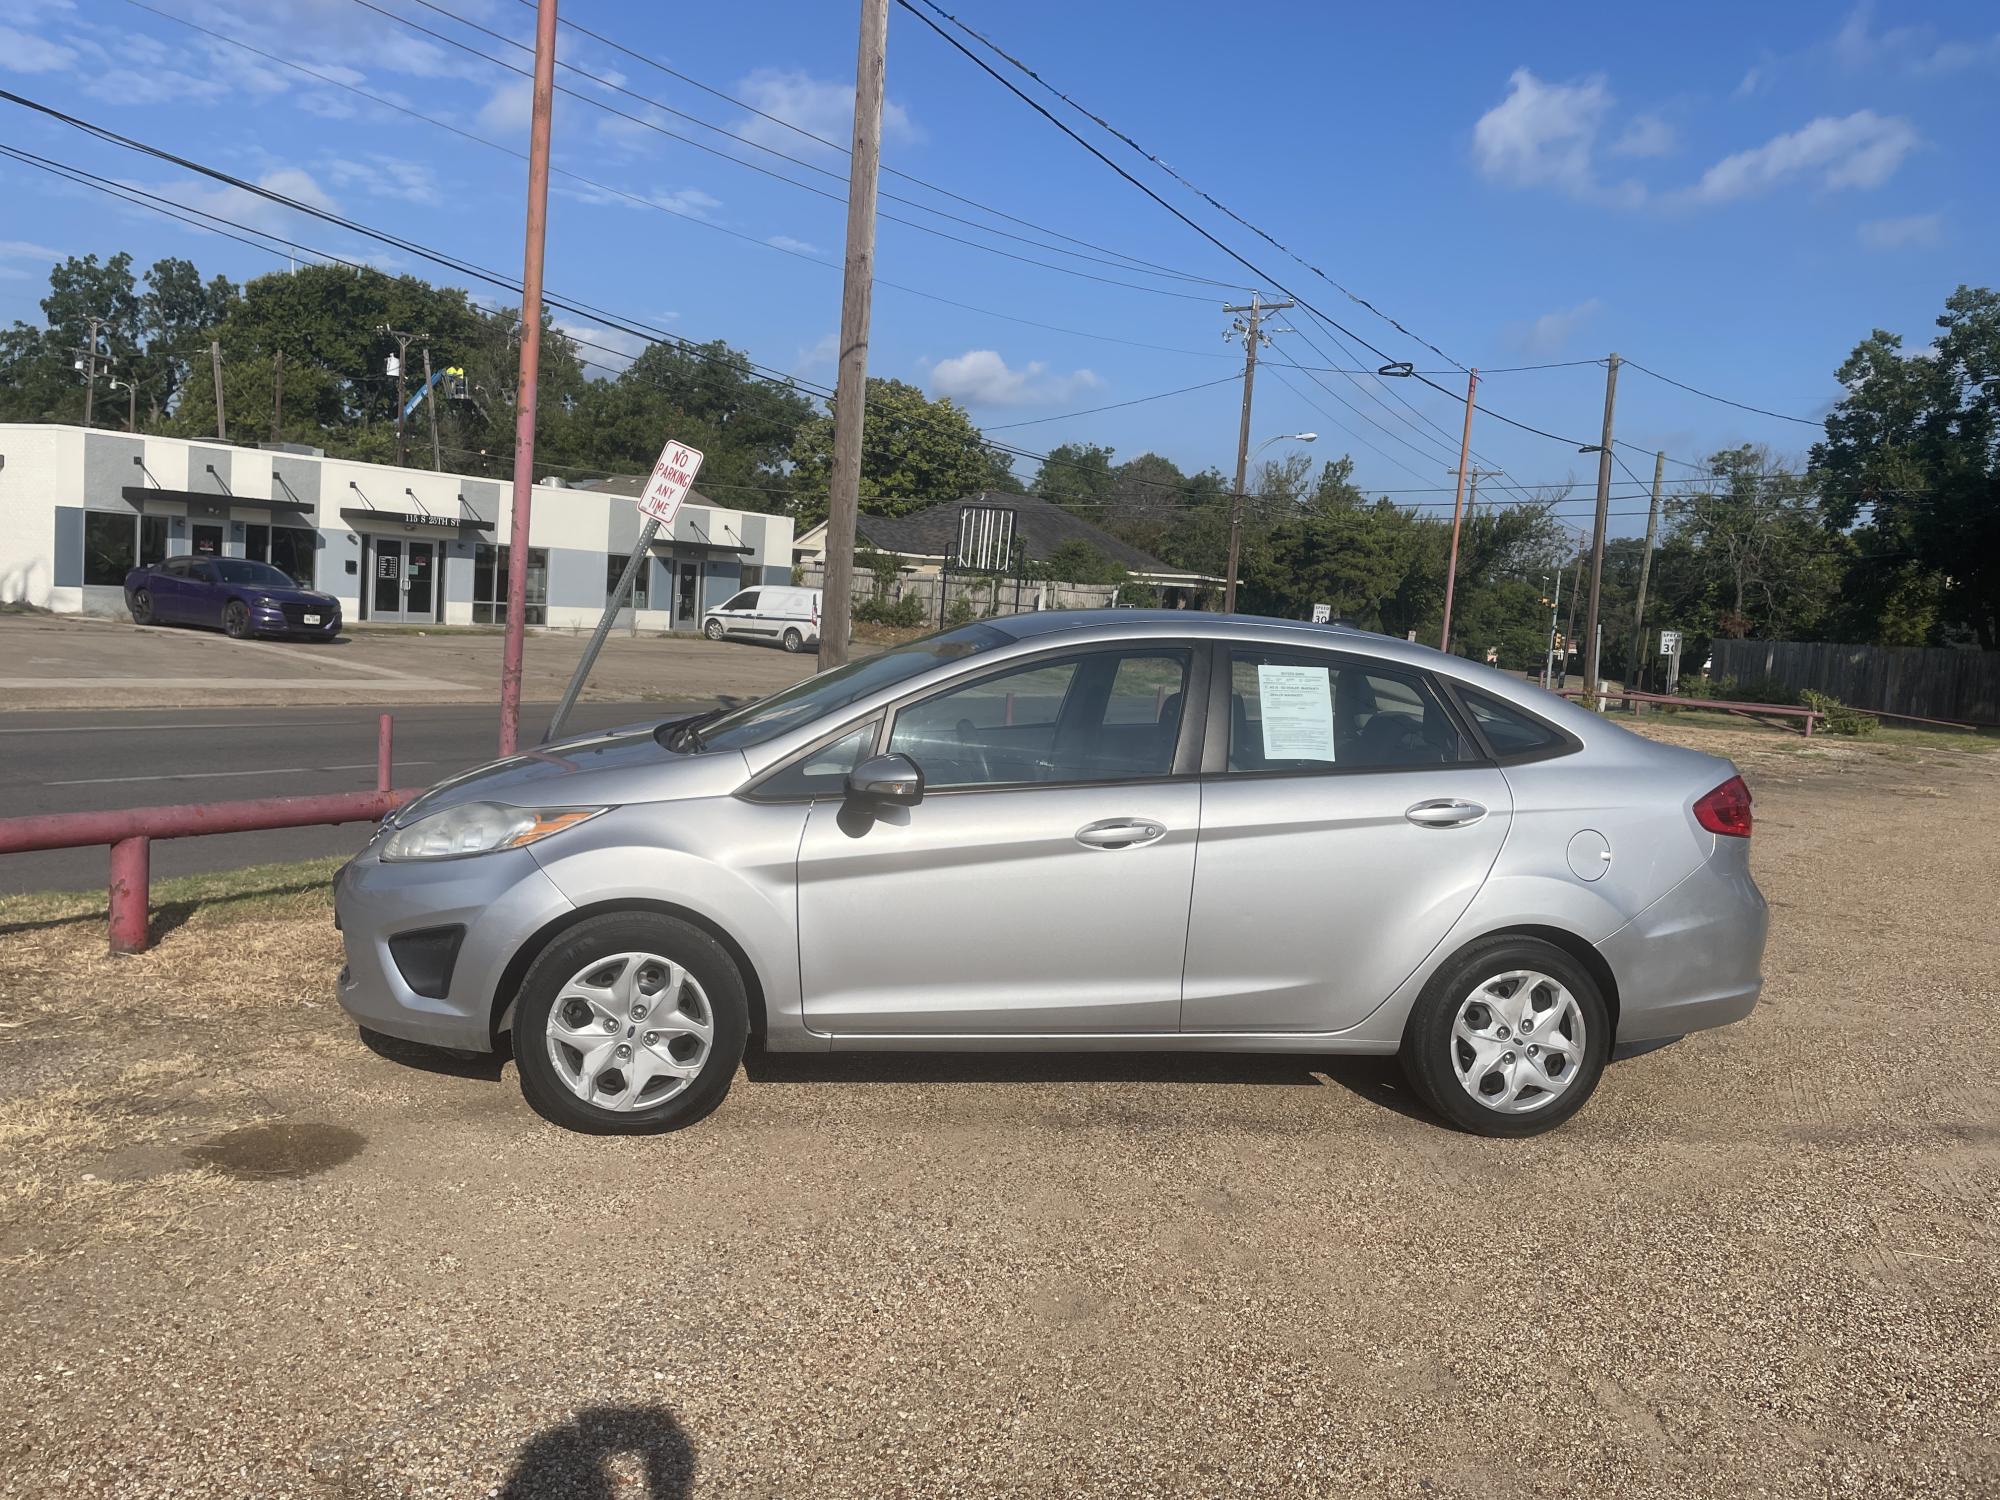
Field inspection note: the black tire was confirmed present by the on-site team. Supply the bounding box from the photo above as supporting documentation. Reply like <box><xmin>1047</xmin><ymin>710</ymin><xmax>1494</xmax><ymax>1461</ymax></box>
<box><xmin>130</xmin><ymin>589</ymin><xmax>154</xmax><ymax>626</ymax></box>
<box><xmin>703</xmin><ymin>618</ymin><xmax>725</xmax><ymax>641</ymax></box>
<box><xmin>223</xmin><ymin>600</ymin><xmax>252</xmax><ymax>639</ymax></box>
<box><xmin>1399</xmin><ymin>935</ymin><xmax>1609</xmax><ymax>1138</ymax></box>
<box><xmin>781</xmin><ymin>627</ymin><xmax>804</xmax><ymax>653</ymax></box>
<box><xmin>513</xmin><ymin>911</ymin><xmax>748</xmax><ymax>1135</ymax></box>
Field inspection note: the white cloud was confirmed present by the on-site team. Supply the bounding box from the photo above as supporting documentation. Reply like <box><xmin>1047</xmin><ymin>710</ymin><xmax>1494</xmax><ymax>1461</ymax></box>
<box><xmin>1506</xmin><ymin>298</ymin><xmax>1604</xmax><ymax>356</ymax></box>
<box><xmin>0</xmin><ymin>239</ymin><xmax>64</xmax><ymax>262</ymax></box>
<box><xmin>1472</xmin><ymin>68</ymin><xmax>1611</xmax><ymax>195</ymax></box>
<box><xmin>1610</xmin><ymin>115</ymin><xmax>1676</xmax><ymax>158</ymax></box>
<box><xmin>556</xmin><ymin>320</ymin><xmax>650</xmax><ymax>377</ymax></box>
<box><xmin>792</xmin><ymin>330</ymin><xmax>838</xmax><ymax>377</ymax></box>
<box><xmin>733</xmin><ymin>69</ymin><xmax>918</xmax><ymax>155</ymax></box>
<box><xmin>0</xmin><ymin>23</ymin><xmax>76</xmax><ymax>72</ymax></box>
<box><xmin>1857</xmin><ymin>213</ymin><xmax>1943</xmax><ymax>250</ymax></box>
<box><xmin>476</xmin><ymin>78</ymin><xmax>533</xmax><ymax>136</ymax></box>
<box><xmin>1734</xmin><ymin>65</ymin><xmax>1765</xmax><ymax>98</ymax></box>
<box><xmin>929</xmin><ymin>350</ymin><xmax>1101</xmax><ymax>409</ymax></box>
<box><xmin>140</xmin><ymin>166</ymin><xmax>338</xmax><ymax>237</ymax></box>
<box><xmin>1829</xmin><ymin>5</ymin><xmax>2000</xmax><ymax>75</ymax></box>
<box><xmin>767</xmin><ymin>235</ymin><xmax>823</xmax><ymax>257</ymax></box>
<box><xmin>324</xmin><ymin>155</ymin><xmax>441</xmax><ymax>207</ymax></box>
<box><xmin>1687</xmin><ymin>110</ymin><xmax>1918</xmax><ymax>202</ymax></box>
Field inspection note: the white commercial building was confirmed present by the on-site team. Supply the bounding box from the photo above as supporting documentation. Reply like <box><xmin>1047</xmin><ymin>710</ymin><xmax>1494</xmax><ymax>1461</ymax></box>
<box><xmin>0</xmin><ymin>424</ymin><xmax>794</xmax><ymax>631</ymax></box>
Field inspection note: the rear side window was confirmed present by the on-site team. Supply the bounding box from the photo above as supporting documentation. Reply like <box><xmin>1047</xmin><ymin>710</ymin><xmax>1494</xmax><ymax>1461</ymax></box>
<box><xmin>1459</xmin><ymin>689</ymin><xmax>1573</xmax><ymax>761</ymax></box>
<box><xmin>1225</xmin><ymin>653</ymin><xmax>1464</xmax><ymax>772</ymax></box>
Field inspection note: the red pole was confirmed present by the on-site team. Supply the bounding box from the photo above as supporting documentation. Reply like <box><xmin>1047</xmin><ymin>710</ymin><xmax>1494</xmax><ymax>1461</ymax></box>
<box><xmin>1438</xmin><ymin>368</ymin><xmax>1478</xmax><ymax>655</ymax></box>
<box><xmin>497</xmin><ymin>0</ymin><xmax>561</xmax><ymax>757</ymax></box>
<box><xmin>108</xmin><ymin>835</ymin><xmax>150</xmax><ymax>955</ymax></box>
<box><xmin>377</xmin><ymin>712</ymin><xmax>393</xmax><ymax>791</ymax></box>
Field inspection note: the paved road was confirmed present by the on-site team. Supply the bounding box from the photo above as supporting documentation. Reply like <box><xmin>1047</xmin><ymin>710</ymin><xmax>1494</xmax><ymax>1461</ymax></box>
<box><xmin>0</xmin><ymin>700</ymin><xmax>706</xmax><ymax>893</ymax></box>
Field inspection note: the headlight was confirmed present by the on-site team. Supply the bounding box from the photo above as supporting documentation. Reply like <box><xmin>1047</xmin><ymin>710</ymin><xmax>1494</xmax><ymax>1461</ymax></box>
<box><xmin>379</xmin><ymin>802</ymin><xmax>606</xmax><ymax>861</ymax></box>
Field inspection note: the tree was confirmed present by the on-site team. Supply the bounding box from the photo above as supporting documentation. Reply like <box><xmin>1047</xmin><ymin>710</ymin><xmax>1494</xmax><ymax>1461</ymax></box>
<box><xmin>1031</xmin><ymin>442</ymin><xmax>1116</xmax><ymax>512</ymax></box>
<box><xmin>1813</xmin><ymin>285</ymin><xmax>2000</xmax><ymax>647</ymax></box>
<box><xmin>1665</xmin><ymin>446</ymin><xmax>1841</xmax><ymax>641</ymax></box>
<box><xmin>788</xmin><ymin>377</ymin><xmax>1009</xmax><ymax>524</ymax></box>
<box><xmin>1035</xmin><ymin>539</ymin><xmax>1126</xmax><ymax>585</ymax></box>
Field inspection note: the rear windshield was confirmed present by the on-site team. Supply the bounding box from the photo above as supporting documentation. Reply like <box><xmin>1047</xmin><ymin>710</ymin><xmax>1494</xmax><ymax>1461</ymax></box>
<box><xmin>698</xmin><ymin>624</ymin><xmax>1009</xmax><ymax>751</ymax></box>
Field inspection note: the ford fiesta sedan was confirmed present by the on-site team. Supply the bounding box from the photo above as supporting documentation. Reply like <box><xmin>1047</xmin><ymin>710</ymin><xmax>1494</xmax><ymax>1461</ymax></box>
<box><xmin>334</xmin><ymin>612</ymin><xmax>1767</xmax><ymax>1138</ymax></box>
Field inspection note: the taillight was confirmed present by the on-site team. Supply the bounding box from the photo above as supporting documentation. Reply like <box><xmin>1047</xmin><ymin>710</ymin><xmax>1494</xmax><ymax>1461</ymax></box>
<box><xmin>1693</xmin><ymin>775</ymin><xmax>1753</xmax><ymax>837</ymax></box>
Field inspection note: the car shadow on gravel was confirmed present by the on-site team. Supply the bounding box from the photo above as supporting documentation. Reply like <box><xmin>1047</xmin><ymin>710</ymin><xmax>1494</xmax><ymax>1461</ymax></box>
<box><xmin>359</xmin><ymin>1025</ymin><xmax>510</xmax><ymax>1081</ymax></box>
<box><xmin>499</xmin><ymin>1405</ymin><xmax>694</xmax><ymax>1499</ymax></box>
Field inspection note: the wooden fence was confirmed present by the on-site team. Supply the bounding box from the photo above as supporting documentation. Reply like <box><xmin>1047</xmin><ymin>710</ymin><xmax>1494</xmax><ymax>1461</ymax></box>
<box><xmin>1710</xmin><ymin>639</ymin><xmax>2000</xmax><ymax>725</ymax></box>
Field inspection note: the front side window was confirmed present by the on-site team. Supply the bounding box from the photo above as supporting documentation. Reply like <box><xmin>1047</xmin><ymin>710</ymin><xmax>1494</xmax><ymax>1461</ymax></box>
<box><xmin>888</xmin><ymin>648</ymin><xmax>1190</xmax><ymax>790</ymax></box>
<box><xmin>722</xmin><ymin>590</ymin><xmax>759</xmax><ymax>612</ymax></box>
<box><xmin>83</xmin><ymin>512</ymin><xmax>136</xmax><ymax>586</ymax></box>
<box><xmin>1226</xmin><ymin>653</ymin><xmax>1463</xmax><ymax>772</ymax></box>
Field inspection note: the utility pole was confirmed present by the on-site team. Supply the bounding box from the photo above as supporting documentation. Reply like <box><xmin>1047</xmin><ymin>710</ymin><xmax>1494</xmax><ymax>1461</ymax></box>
<box><xmin>76</xmin><ymin>314</ymin><xmax>108</xmax><ymax>429</ymax></box>
<box><xmin>378</xmin><ymin>325</ymin><xmax>422</xmax><ymax>468</ymax></box>
<box><xmin>1561</xmin><ymin>538</ymin><xmax>1584</xmax><ymax>688</ymax></box>
<box><xmin>1627</xmin><ymin>449</ymin><xmax>1665</xmax><ymax>690</ymax></box>
<box><xmin>422</xmin><ymin>343</ymin><xmax>443</xmax><ymax>471</ymax></box>
<box><xmin>497</xmin><ymin>0</ymin><xmax>559</xmax><ymax>757</ymax></box>
<box><xmin>271</xmin><ymin>349</ymin><xmax>284</xmax><ymax>443</ymax></box>
<box><xmin>210</xmin><ymin>339</ymin><xmax>226</xmax><ymax>440</ymax></box>
<box><xmin>819</xmin><ymin>0</ymin><xmax>889</xmax><ymax>670</ymax></box>
<box><xmin>1580</xmin><ymin>352</ymin><xmax>1620</xmax><ymax>706</ymax></box>
<box><xmin>111</xmin><ymin>373</ymin><xmax>136</xmax><ymax>432</ymax></box>
<box><xmin>1222</xmin><ymin>291</ymin><xmax>1293</xmax><ymax>612</ymax></box>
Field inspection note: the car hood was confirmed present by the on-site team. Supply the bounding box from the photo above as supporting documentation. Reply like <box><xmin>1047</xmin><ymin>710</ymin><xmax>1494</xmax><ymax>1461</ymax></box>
<box><xmin>249</xmin><ymin>585</ymin><xmax>341</xmax><ymax>609</ymax></box>
<box><xmin>390</xmin><ymin>725</ymin><xmax>746</xmax><ymax>824</ymax></box>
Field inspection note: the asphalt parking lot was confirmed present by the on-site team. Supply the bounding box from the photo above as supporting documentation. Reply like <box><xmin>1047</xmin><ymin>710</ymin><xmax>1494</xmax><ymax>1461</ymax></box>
<box><xmin>0</xmin><ymin>723</ymin><xmax>1995</xmax><ymax>1498</ymax></box>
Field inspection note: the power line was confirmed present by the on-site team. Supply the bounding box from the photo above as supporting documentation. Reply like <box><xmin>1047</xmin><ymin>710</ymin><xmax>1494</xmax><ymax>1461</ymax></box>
<box><xmin>1620</xmin><ymin>358</ymin><xmax>1824</xmax><ymax>428</ymax></box>
<box><xmin>982</xmin><ymin>376</ymin><xmax>1239</xmax><ymax>429</ymax></box>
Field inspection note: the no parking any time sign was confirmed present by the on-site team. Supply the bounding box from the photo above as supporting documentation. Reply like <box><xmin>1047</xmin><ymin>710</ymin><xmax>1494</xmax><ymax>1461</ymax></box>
<box><xmin>638</xmin><ymin>439</ymin><xmax>705</xmax><ymax>527</ymax></box>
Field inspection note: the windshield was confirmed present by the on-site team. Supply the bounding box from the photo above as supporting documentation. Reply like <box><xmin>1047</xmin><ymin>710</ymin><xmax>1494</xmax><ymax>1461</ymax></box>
<box><xmin>695</xmin><ymin>623</ymin><xmax>1011</xmax><ymax>751</ymax></box>
<box><xmin>214</xmin><ymin>560</ymin><xmax>299</xmax><ymax>587</ymax></box>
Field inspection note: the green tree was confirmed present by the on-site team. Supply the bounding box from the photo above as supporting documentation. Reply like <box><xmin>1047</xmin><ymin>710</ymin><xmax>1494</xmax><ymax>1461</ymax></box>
<box><xmin>788</xmin><ymin>377</ymin><xmax>1009</xmax><ymax>524</ymax></box>
<box><xmin>1663</xmin><ymin>446</ymin><xmax>1841</xmax><ymax>641</ymax></box>
<box><xmin>1031</xmin><ymin>442</ymin><xmax>1116</xmax><ymax>511</ymax></box>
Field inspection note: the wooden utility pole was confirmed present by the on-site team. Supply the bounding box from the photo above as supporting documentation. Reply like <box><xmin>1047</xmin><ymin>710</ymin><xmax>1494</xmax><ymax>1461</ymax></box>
<box><xmin>1222</xmin><ymin>291</ymin><xmax>1293</xmax><ymax>613</ymax></box>
<box><xmin>271</xmin><ymin>349</ymin><xmax>285</xmax><ymax>443</ymax></box>
<box><xmin>78</xmin><ymin>314</ymin><xmax>107</xmax><ymax>429</ymax></box>
<box><xmin>497</xmin><ymin>0</ymin><xmax>559</xmax><ymax>756</ymax></box>
<box><xmin>1581</xmin><ymin>352</ymin><xmax>1620</xmax><ymax>705</ymax></box>
<box><xmin>210</xmin><ymin>338</ymin><xmax>226</xmax><ymax>440</ymax></box>
<box><xmin>819</xmin><ymin>0</ymin><xmax>889</xmax><ymax>670</ymax></box>
<box><xmin>1627</xmin><ymin>449</ymin><xmax>1665</xmax><ymax>689</ymax></box>
<box><xmin>422</xmin><ymin>343</ymin><xmax>443</xmax><ymax>471</ymax></box>
<box><xmin>1561</xmin><ymin>538</ymin><xmax>1584</xmax><ymax>686</ymax></box>
<box><xmin>1437</xmin><ymin>370</ymin><xmax>1480</xmax><ymax>652</ymax></box>
<box><xmin>379</xmin><ymin>326</ymin><xmax>421</xmax><ymax>468</ymax></box>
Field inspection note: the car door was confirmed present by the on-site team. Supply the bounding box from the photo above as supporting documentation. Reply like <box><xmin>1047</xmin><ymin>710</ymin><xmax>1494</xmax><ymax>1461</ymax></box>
<box><xmin>185</xmin><ymin>559</ymin><xmax>225</xmax><ymax>628</ymax></box>
<box><xmin>795</xmin><ymin>642</ymin><xmax>1204</xmax><ymax>1036</ymax></box>
<box><xmin>1180</xmin><ymin>645</ymin><xmax>1512</xmax><ymax>1033</ymax></box>
<box><xmin>718</xmin><ymin>589</ymin><xmax>759</xmax><ymax>636</ymax></box>
<box><xmin>148</xmin><ymin>557</ymin><xmax>190</xmax><ymax>621</ymax></box>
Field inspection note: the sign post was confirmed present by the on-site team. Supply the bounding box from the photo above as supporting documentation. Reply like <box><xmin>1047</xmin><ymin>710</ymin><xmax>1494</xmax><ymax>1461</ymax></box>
<box><xmin>543</xmin><ymin>440</ymin><xmax>704</xmax><ymax>744</ymax></box>
<box><xmin>1658</xmin><ymin>628</ymin><xmax>1682</xmax><ymax>694</ymax></box>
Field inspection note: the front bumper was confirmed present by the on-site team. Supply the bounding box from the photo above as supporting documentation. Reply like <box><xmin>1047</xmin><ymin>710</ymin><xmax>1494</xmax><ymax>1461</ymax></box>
<box><xmin>250</xmin><ymin>602</ymin><xmax>342</xmax><ymax>638</ymax></box>
<box><xmin>1596</xmin><ymin>842</ymin><xmax>1769</xmax><ymax>1044</ymax></box>
<box><xmin>333</xmin><ymin>841</ymin><xmax>573</xmax><ymax>1051</ymax></box>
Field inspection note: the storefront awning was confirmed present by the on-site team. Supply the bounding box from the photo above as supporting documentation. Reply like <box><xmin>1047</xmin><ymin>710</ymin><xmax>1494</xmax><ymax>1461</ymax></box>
<box><xmin>339</xmin><ymin>505</ymin><xmax>495</xmax><ymax>533</ymax></box>
<box><xmin>123</xmin><ymin>485</ymin><xmax>315</xmax><ymax>516</ymax></box>
<box><xmin>649</xmin><ymin>538</ymin><xmax>752</xmax><ymax>557</ymax></box>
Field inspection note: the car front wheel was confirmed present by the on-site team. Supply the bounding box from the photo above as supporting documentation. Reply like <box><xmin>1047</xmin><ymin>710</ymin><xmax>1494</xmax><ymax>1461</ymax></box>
<box><xmin>513</xmin><ymin>912</ymin><xmax>748</xmax><ymax>1134</ymax></box>
<box><xmin>130</xmin><ymin>589</ymin><xmax>155</xmax><ymax>626</ymax></box>
<box><xmin>703</xmin><ymin>618</ymin><xmax>725</xmax><ymax>640</ymax></box>
<box><xmin>1400</xmin><ymin>935</ymin><xmax>1609</xmax><ymax>1137</ymax></box>
<box><xmin>223</xmin><ymin>600</ymin><xmax>252</xmax><ymax>639</ymax></box>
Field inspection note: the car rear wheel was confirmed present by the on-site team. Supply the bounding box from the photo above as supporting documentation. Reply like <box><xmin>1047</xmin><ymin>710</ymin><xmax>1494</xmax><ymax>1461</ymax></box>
<box><xmin>781</xmin><ymin>627</ymin><xmax>804</xmax><ymax>653</ymax></box>
<box><xmin>223</xmin><ymin>600</ymin><xmax>252</xmax><ymax>639</ymax></box>
<box><xmin>130</xmin><ymin>589</ymin><xmax>154</xmax><ymax>626</ymax></box>
<box><xmin>1400</xmin><ymin>935</ymin><xmax>1609</xmax><ymax>1137</ymax></box>
<box><xmin>703</xmin><ymin>618</ymin><xmax>725</xmax><ymax>641</ymax></box>
<box><xmin>513</xmin><ymin>912</ymin><xmax>748</xmax><ymax>1134</ymax></box>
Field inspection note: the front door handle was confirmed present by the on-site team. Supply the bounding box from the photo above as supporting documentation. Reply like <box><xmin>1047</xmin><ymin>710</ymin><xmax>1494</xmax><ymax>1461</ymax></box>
<box><xmin>1075</xmin><ymin>818</ymin><xmax>1167</xmax><ymax>850</ymax></box>
<box><xmin>1405</xmin><ymin>798</ymin><xmax>1488</xmax><ymax>829</ymax></box>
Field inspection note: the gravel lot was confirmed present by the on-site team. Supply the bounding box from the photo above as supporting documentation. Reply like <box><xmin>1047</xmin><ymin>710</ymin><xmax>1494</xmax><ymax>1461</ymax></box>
<box><xmin>0</xmin><ymin>722</ymin><xmax>1994</xmax><ymax>1498</ymax></box>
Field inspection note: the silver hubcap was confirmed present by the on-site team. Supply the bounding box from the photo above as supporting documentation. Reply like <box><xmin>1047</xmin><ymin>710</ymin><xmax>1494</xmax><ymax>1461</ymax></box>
<box><xmin>545</xmin><ymin>951</ymin><xmax>713</xmax><ymax>1112</ymax></box>
<box><xmin>1451</xmin><ymin>969</ymin><xmax>1586</xmax><ymax>1115</ymax></box>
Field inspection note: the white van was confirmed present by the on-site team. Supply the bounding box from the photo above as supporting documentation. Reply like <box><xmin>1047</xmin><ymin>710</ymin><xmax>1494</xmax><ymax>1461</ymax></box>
<box><xmin>701</xmin><ymin>585</ymin><xmax>821</xmax><ymax>653</ymax></box>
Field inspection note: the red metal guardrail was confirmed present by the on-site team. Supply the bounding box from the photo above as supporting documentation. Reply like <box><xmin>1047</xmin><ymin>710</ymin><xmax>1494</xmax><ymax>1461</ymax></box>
<box><xmin>0</xmin><ymin>714</ymin><xmax>424</xmax><ymax>955</ymax></box>
<box><xmin>1558</xmin><ymin>686</ymin><xmax>1824</xmax><ymax>736</ymax></box>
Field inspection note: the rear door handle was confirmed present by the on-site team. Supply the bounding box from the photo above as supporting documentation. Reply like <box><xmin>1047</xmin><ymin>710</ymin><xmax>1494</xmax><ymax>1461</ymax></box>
<box><xmin>1405</xmin><ymin>798</ymin><xmax>1488</xmax><ymax>829</ymax></box>
<box><xmin>1075</xmin><ymin>818</ymin><xmax>1167</xmax><ymax>850</ymax></box>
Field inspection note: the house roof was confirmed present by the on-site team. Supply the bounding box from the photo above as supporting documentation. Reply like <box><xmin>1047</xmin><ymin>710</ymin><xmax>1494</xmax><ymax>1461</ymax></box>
<box><xmin>833</xmin><ymin>492</ymin><xmax>1190</xmax><ymax>576</ymax></box>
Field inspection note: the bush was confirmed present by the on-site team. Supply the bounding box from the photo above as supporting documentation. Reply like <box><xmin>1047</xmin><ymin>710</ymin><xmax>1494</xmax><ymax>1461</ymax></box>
<box><xmin>854</xmin><ymin>594</ymin><xmax>926</xmax><ymax>628</ymax></box>
<box><xmin>1115</xmin><ymin>580</ymin><xmax>1155</xmax><ymax>607</ymax></box>
<box><xmin>1680</xmin><ymin>675</ymin><xmax>1798</xmax><ymax>705</ymax></box>
<box><xmin>945</xmin><ymin>596</ymin><xmax>976</xmax><ymax>627</ymax></box>
<box><xmin>1800</xmin><ymin>690</ymin><xmax>1879</xmax><ymax>737</ymax></box>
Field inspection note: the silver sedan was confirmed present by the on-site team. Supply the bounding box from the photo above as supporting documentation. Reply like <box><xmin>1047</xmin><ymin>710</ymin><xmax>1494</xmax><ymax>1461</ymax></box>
<box><xmin>333</xmin><ymin>612</ymin><xmax>1767</xmax><ymax>1138</ymax></box>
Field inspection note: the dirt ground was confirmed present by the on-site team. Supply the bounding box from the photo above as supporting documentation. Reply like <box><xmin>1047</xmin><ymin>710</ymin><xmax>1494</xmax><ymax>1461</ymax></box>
<box><xmin>0</xmin><ymin>722</ymin><xmax>1995</xmax><ymax>1498</ymax></box>
<box><xmin>0</xmin><ymin>612</ymin><xmax>826</xmax><ymax>711</ymax></box>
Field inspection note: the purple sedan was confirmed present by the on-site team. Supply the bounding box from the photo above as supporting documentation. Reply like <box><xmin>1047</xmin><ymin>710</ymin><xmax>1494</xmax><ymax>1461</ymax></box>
<box><xmin>124</xmin><ymin>555</ymin><xmax>343</xmax><ymax>640</ymax></box>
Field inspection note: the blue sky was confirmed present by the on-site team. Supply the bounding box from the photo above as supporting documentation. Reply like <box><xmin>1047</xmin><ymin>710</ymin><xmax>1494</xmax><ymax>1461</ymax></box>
<box><xmin>2</xmin><ymin>0</ymin><xmax>1995</xmax><ymax>537</ymax></box>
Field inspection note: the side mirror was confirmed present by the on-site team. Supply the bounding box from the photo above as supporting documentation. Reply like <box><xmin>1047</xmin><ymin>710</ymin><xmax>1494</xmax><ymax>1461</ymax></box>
<box><xmin>845</xmin><ymin>752</ymin><xmax>923</xmax><ymax>807</ymax></box>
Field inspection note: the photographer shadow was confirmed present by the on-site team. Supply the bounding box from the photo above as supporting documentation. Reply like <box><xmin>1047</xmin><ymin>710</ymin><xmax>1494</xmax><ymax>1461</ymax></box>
<box><xmin>499</xmin><ymin>1405</ymin><xmax>694</xmax><ymax>1499</ymax></box>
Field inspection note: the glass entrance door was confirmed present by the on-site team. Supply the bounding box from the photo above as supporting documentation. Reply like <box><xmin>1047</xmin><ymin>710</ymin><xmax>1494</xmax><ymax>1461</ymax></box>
<box><xmin>675</xmin><ymin>561</ymin><xmax>700</xmax><ymax>629</ymax></box>
<box><xmin>370</xmin><ymin>538</ymin><xmax>437</xmax><ymax>622</ymax></box>
<box><xmin>403</xmin><ymin>541</ymin><xmax>436</xmax><ymax>618</ymax></box>
<box><xmin>191</xmin><ymin>523</ymin><xmax>223</xmax><ymax>557</ymax></box>
<box><xmin>372</xmin><ymin>539</ymin><xmax>403</xmax><ymax>618</ymax></box>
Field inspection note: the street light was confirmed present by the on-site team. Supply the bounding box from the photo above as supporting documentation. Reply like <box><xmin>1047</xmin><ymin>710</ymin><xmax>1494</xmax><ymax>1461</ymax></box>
<box><xmin>1224</xmin><ymin>432</ymin><xmax>1316</xmax><ymax>612</ymax></box>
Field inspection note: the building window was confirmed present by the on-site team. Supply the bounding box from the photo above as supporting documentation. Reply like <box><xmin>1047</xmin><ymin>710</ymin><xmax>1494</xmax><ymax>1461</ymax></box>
<box><xmin>139</xmin><ymin>515</ymin><xmax>170</xmax><ymax>567</ymax></box>
<box><xmin>270</xmin><ymin>527</ymin><xmax>316</xmax><ymax>587</ymax></box>
<box><xmin>83</xmin><ymin>512</ymin><xmax>139</xmax><ymax>586</ymax></box>
<box><xmin>607</xmin><ymin>553</ymin><xmax>650</xmax><ymax>609</ymax></box>
<box><xmin>473</xmin><ymin>542</ymin><xmax>547</xmax><ymax>625</ymax></box>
